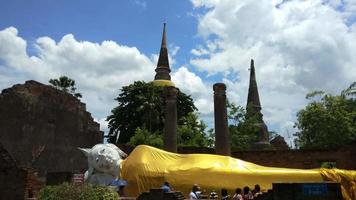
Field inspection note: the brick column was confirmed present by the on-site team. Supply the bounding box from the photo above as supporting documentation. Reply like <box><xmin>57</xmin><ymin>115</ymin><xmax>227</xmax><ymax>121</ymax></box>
<box><xmin>163</xmin><ymin>86</ymin><xmax>178</xmax><ymax>153</ymax></box>
<box><xmin>213</xmin><ymin>83</ymin><xmax>231</xmax><ymax>156</ymax></box>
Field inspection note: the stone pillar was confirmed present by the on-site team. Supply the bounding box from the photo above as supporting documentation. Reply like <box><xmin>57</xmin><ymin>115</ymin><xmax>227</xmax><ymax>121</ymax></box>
<box><xmin>213</xmin><ymin>83</ymin><xmax>231</xmax><ymax>156</ymax></box>
<box><xmin>163</xmin><ymin>86</ymin><xmax>178</xmax><ymax>153</ymax></box>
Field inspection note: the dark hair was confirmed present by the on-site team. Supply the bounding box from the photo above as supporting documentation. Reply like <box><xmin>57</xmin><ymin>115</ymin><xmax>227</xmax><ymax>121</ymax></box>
<box><xmin>221</xmin><ymin>188</ymin><xmax>228</xmax><ymax>197</ymax></box>
<box><xmin>235</xmin><ymin>188</ymin><xmax>242</xmax><ymax>194</ymax></box>
<box><xmin>254</xmin><ymin>184</ymin><xmax>260</xmax><ymax>192</ymax></box>
<box><xmin>192</xmin><ymin>184</ymin><xmax>199</xmax><ymax>192</ymax></box>
<box><xmin>164</xmin><ymin>182</ymin><xmax>170</xmax><ymax>186</ymax></box>
<box><xmin>243</xmin><ymin>186</ymin><xmax>250</xmax><ymax>195</ymax></box>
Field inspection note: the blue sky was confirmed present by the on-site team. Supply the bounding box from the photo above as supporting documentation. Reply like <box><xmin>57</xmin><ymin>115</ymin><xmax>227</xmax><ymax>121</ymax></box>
<box><xmin>1</xmin><ymin>0</ymin><xmax>355</xmax><ymax>146</ymax></box>
<box><xmin>0</xmin><ymin>0</ymin><xmax>201</xmax><ymax>67</ymax></box>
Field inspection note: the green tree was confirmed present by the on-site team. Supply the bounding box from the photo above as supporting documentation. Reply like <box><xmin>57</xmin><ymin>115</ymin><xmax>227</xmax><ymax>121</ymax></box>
<box><xmin>129</xmin><ymin>128</ymin><xmax>163</xmax><ymax>148</ymax></box>
<box><xmin>38</xmin><ymin>183</ymin><xmax>118</xmax><ymax>200</ymax></box>
<box><xmin>128</xmin><ymin>112</ymin><xmax>212</xmax><ymax>148</ymax></box>
<box><xmin>107</xmin><ymin>81</ymin><xmax>197</xmax><ymax>144</ymax></box>
<box><xmin>227</xmin><ymin>102</ymin><xmax>259</xmax><ymax>150</ymax></box>
<box><xmin>294</xmin><ymin>82</ymin><xmax>356</xmax><ymax>149</ymax></box>
<box><xmin>49</xmin><ymin>76</ymin><xmax>82</xmax><ymax>98</ymax></box>
<box><xmin>177</xmin><ymin>112</ymin><xmax>211</xmax><ymax>147</ymax></box>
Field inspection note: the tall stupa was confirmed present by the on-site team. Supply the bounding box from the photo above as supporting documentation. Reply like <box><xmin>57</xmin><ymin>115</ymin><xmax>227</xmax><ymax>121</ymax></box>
<box><xmin>246</xmin><ymin>59</ymin><xmax>271</xmax><ymax>149</ymax></box>
<box><xmin>152</xmin><ymin>23</ymin><xmax>175</xmax><ymax>87</ymax></box>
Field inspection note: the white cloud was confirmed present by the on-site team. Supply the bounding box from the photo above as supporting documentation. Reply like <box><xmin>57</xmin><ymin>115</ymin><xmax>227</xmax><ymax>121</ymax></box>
<box><xmin>190</xmin><ymin>0</ymin><xmax>356</xmax><ymax>143</ymax></box>
<box><xmin>94</xmin><ymin>117</ymin><xmax>109</xmax><ymax>134</ymax></box>
<box><xmin>0</xmin><ymin>27</ymin><xmax>156</xmax><ymax>133</ymax></box>
<box><xmin>0</xmin><ymin>26</ymin><xmax>216</xmax><ymax>136</ymax></box>
<box><xmin>2</xmin><ymin>0</ymin><xmax>356</xmax><ymax>147</ymax></box>
<box><xmin>172</xmin><ymin>66</ymin><xmax>214</xmax><ymax>116</ymax></box>
<box><xmin>170</xmin><ymin>45</ymin><xmax>180</xmax><ymax>57</ymax></box>
<box><xmin>191</xmin><ymin>0</ymin><xmax>220</xmax><ymax>9</ymax></box>
<box><xmin>133</xmin><ymin>0</ymin><xmax>147</xmax><ymax>8</ymax></box>
<box><xmin>173</xmin><ymin>67</ymin><xmax>207</xmax><ymax>97</ymax></box>
<box><xmin>191</xmin><ymin>47</ymin><xmax>209</xmax><ymax>56</ymax></box>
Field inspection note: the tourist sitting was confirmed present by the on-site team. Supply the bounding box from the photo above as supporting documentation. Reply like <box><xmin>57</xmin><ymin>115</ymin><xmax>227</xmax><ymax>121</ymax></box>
<box><xmin>189</xmin><ymin>184</ymin><xmax>201</xmax><ymax>199</ymax></box>
<box><xmin>109</xmin><ymin>179</ymin><xmax>127</xmax><ymax>197</ymax></box>
<box><xmin>221</xmin><ymin>188</ymin><xmax>230</xmax><ymax>200</ymax></box>
<box><xmin>252</xmin><ymin>184</ymin><xmax>262</xmax><ymax>198</ymax></box>
<box><xmin>209</xmin><ymin>191</ymin><xmax>218</xmax><ymax>199</ymax></box>
<box><xmin>243</xmin><ymin>186</ymin><xmax>253</xmax><ymax>200</ymax></box>
<box><xmin>161</xmin><ymin>181</ymin><xmax>171</xmax><ymax>193</ymax></box>
<box><xmin>232</xmin><ymin>188</ymin><xmax>243</xmax><ymax>200</ymax></box>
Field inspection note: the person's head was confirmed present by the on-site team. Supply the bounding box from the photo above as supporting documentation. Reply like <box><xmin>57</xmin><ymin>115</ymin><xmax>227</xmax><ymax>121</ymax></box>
<box><xmin>235</xmin><ymin>188</ymin><xmax>242</xmax><ymax>194</ymax></box>
<box><xmin>243</xmin><ymin>186</ymin><xmax>250</xmax><ymax>195</ymax></box>
<box><xmin>118</xmin><ymin>186</ymin><xmax>125</xmax><ymax>196</ymax></box>
<box><xmin>254</xmin><ymin>184</ymin><xmax>261</xmax><ymax>192</ymax></box>
<box><xmin>210</xmin><ymin>191</ymin><xmax>217</xmax><ymax>199</ymax></box>
<box><xmin>221</xmin><ymin>188</ymin><xmax>228</xmax><ymax>197</ymax></box>
<box><xmin>192</xmin><ymin>184</ymin><xmax>200</xmax><ymax>192</ymax></box>
<box><xmin>162</xmin><ymin>182</ymin><xmax>171</xmax><ymax>192</ymax></box>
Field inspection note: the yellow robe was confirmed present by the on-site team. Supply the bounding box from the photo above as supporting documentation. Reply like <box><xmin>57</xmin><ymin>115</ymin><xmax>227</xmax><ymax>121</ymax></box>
<box><xmin>120</xmin><ymin>145</ymin><xmax>356</xmax><ymax>199</ymax></box>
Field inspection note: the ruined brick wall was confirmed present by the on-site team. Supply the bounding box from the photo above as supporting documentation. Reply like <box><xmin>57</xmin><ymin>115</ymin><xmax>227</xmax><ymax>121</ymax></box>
<box><xmin>0</xmin><ymin>144</ymin><xmax>27</xmax><ymax>200</ymax></box>
<box><xmin>0</xmin><ymin>144</ymin><xmax>44</xmax><ymax>200</ymax></box>
<box><xmin>179</xmin><ymin>145</ymin><xmax>356</xmax><ymax>170</ymax></box>
<box><xmin>25</xmin><ymin>168</ymin><xmax>44</xmax><ymax>199</ymax></box>
<box><xmin>0</xmin><ymin>80</ymin><xmax>103</xmax><ymax>175</ymax></box>
<box><xmin>119</xmin><ymin>144</ymin><xmax>356</xmax><ymax>170</ymax></box>
<box><xmin>231</xmin><ymin>145</ymin><xmax>356</xmax><ymax>169</ymax></box>
<box><xmin>191</xmin><ymin>146</ymin><xmax>356</xmax><ymax>169</ymax></box>
<box><xmin>0</xmin><ymin>166</ymin><xmax>27</xmax><ymax>200</ymax></box>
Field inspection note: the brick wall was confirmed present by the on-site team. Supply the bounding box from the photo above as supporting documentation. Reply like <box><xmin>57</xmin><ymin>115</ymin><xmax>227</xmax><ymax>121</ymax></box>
<box><xmin>0</xmin><ymin>81</ymin><xmax>103</xmax><ymax>175</ymax></box>
<box><xmin>119</xmin><ymin>144</ymin><xmax>356</xmax><ymax>170</ymax></box>
<box><xmin>0</xmin><ymin>166</ymin><xmax>27</xmax><ymax>200</ymax></box>
<box><xmin>231</xmin><ymin>146</ymin><xmax>356</xmax><ymax>169</ymax></box>
<box><xmin>24</xmin><ymin>169</ymin><xmax>44</xmax><ymax>199</ymax></box>
<box><xmin>0</xmin><ymin>144</ymin><xmax>42</xmax><ymax>200</ymax></box>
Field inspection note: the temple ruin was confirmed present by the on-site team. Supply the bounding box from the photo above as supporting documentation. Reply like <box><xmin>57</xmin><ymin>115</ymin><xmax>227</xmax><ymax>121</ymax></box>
<box><xmin>0</xmin><ymin>80</ymin><xmax>103</xmax><ymax>175</ymax></box>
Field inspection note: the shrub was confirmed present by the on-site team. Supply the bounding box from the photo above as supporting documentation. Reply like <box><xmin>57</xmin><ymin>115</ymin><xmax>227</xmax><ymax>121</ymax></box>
<box><xmin>38</xmin><ymin>183</ymin><xmax>119</xmax><ymax>200</ymax></box>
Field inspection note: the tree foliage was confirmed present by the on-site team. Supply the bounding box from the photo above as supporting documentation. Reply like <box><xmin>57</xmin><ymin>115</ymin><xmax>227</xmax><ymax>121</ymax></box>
<box><xmin>128</xmin><ymin>112</ymin><xmax>213</xmax><ymax>148</ymax></box>
<box><xmin>129</xmin><ymin>127</ymin><xmax>163</xmax><ymax>148</ymax></box>
<box><xmin>294</xmin><ymin>82</ymin><xmax>356</xmax><ymax>149</ymax></box>
<box><xmin>107</xmin><ymin>81</ymin><xmax>197</xmax><ymax>144</ymax></box>
<box><xmin>177</xmin><ymin>112</ymin><xmax>213</xmax><ymax>147</ymax></box>
<box><xmin>38</xmin><ymin>183</ymin><xmax>118</xmax><ymax>200</ymax></box>
<box><xmin>227</xmin><ymin>102</ymin><xmax>259</xmax><ymax>150</ymax></box>
<box><xmin>49</xmin><ymin>76</ymin><xmax>82</xmax><ymax>98</ymax></box>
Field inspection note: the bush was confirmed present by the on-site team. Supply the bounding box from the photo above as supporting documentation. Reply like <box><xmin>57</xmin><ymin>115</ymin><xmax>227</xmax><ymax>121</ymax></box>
<box><xmin>129</xmin><ymin>127</ymin><xmax>163</xmax><ymax>148</ymax></box>
<box><xmin>38</xmin><ymin>183</ymin><xmax>119</xmax><ymax>200</ymax></box>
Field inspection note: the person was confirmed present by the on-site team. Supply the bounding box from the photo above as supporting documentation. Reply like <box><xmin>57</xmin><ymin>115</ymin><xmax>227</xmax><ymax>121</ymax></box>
<box><xmin>110</xmin><ymin>179</ymin><xmax>128</xmax><ymax>197</ymax></box>
<box><xmin>161</xmin><ymin>181</ymin><xmax>171</xmax><ymax>193</ymax></box>
<box><xmin>243</xmin><ymin>186</ymin><xmax>253</xmax><ymax>200</ymax></box>
<box><xmin>232</xmin><ymin>188</ymin><xmax>243</xmax><ymax>200</ymax></box>
<box><xmin>118</xmin><ymin>185</ymin><xmax>125</xmax><ymax>197</ymax></box>
<box><xmin>189</xmin><ymin>184</ymin><xmax>201</xmax><ymax>199</ymax></box>
<box><xmin>209</xmin><ymin>191</ymin><xmax>218</xmax><ymax>199</ymax></box>
<box><xmin>253</xmin><ymin>184</ymin><xmax>262</xmax><ymax>198</ymax></box>
<box><xmin>221</xmin><ymin>188</ymin><xmax>230</xmax><ymax>200</ymax></box>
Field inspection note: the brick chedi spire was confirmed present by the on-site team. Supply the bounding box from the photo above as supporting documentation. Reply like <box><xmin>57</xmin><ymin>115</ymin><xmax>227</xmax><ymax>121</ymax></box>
<box><xmin>153</xmin><ymin>23</ymin><xmax>175</xmax><ymax>87</ymax></box>
<box><xmin>246</xmin><ymin>59</ymin><xmax>271</xmax><ymax>149</ymax></box>
<box><xmin>247</xmin><ymin>59</ymin><xmax>261</xmax><ymax>111</ymax></box>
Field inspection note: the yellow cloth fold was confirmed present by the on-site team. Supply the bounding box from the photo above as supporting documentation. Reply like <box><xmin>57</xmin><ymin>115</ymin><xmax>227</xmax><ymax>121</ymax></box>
<box><xmin>120</xmin><ymin>145</ymin><xmax>356</xmax><ymax>199</ymax></box>
<box><xmin>320</xmin><ymin>169</ymin><xmax>356</xmax><ymax>200</ymax></box>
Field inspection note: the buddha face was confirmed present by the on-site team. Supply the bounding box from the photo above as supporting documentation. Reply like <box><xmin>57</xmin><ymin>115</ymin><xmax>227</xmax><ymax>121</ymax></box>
<box><xmin>88</xmin><ymin>144</ymin><xmax>120</xmax><ymax>173</ymax></box>
<box><xmin>79</xmin><ymin>143</ymin><xmax>127</xmax><ymax>174</ymax></box>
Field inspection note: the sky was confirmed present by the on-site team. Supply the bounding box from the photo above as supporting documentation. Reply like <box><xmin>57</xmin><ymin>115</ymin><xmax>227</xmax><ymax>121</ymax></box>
<box><xmin>1</xmin><ymin>0</ymin><xmax>355</xmax><ymax>146</ymax></box>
